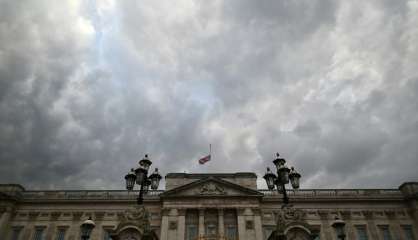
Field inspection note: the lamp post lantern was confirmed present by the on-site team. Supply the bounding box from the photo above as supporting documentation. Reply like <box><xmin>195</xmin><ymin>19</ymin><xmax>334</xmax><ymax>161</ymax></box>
<box><xmin>80</xmin><ymin>217</ymin><xmax>95</xmax><ymax>240</ymax></box>
<box><xmin>263</xmin><ymin>153</ymin><xmax>301</xmax><ymax>206</ymax></box>
<box><xmin>332</xmin><ymin>216</ymin><xmax>346</xmax><ymax>240</ymax></box>
<box><xmin>125</xmin><ymin>154</ymin><xmax>162</xmax><ymax>205</ymax></box>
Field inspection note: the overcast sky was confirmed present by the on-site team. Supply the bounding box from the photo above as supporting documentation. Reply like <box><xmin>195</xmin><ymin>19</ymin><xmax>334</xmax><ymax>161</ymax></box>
<box><xmin>0</xmin><ymin>0</ymin><xmax>417</xmax><ymax>190</ymax></box>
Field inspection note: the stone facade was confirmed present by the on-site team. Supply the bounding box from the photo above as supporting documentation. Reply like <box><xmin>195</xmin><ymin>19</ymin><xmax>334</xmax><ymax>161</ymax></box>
<box><xmin>0</xmin><ymin>173</ymin><xmax>417</xmax><ymax>240</ymax></box>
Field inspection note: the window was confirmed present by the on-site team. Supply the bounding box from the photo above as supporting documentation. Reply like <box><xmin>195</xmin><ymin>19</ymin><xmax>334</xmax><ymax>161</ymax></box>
<box><xmin>356</xmin><ymin>226</ymin><xmax>368</xmax><ymax>240</ymax></box>
<box><xmin>205</xmin><ymin>223</ymin><xmax>217</xmax><ymax>236</ymax></box>
<box><xmin>185</xmin><ymin>209</ymin><xmax>198</xmax><ymax>240</ymax></box>
<box><xmin>225</xmin><ymin>226</ymin><xmax>237</xmax><ymax>240</ymax></box>
<box><xmin>103</xmin><ymin>230</ymin><xmax>112</xmax><ymax>240</ymax></box>
<box><xmin>55</xmin><ymin>229</ymin><xmax>66</xmax><ymax>240</ymax></box>
<box><xmin>11</xmin><ymin>227</ymin><xmax>22</xmax><ymax>240</ymax></box>
<box><xmin>245</xmin><ymin>220</ymin><xmax>254</xmax><ymax>229</ymax></box>
<box><xmin>33</xmin><ymin>227</ymin><xmax>45</xmax><ymax>240</ymax></box>
<box><xmin>186</xmin><ymin>225</ymin><xmax>198</xmax><ymax>240</ymax></box>
<box><xmin>379</xmin><ymin>225</ymin><xmax>392</xmax><ymax>240</ymax></box>
<box><xmin>403</xmin><ymin>225</ymin><xmax>415</xmax><ymax>240</ymax></box>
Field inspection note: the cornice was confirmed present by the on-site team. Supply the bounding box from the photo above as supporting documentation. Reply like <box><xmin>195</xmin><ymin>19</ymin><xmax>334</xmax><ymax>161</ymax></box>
<box><xmin>1</xmin><ymin>188</ymin><xmax>406</xmax><ymax>203</ymax></box>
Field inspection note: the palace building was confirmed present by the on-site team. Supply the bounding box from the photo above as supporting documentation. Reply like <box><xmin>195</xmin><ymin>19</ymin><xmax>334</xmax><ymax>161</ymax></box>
<box><xmin>0</xmin><ymin>172</ymin><xmax>417</xmax><ymax>240</ymax></box>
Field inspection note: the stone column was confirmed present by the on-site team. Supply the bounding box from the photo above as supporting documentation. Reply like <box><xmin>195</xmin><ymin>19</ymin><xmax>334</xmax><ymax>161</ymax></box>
<box><xmin>160</xmin><ymin>208</ymin><xmax>170</xmax><ymax>240</ymax></box>
<box><xmin>218</xmin><ymin>208</ymin><xmax>224</xmax><ymax>237</ymax></box>
<box><xmin>178</xmin><ymin>209</ymin><xmax>186</xmax><ymax>240</ymax></box>
<box><xmin>45</xmin><ymin>212</ymin><xmax>61</xmax><ymax>240</ymax></box>
<box><xmin>340</xmin><ymin>211</ymin><xmax>355</xmax><ymax>240</ymax></box>
<box><xmin>385</xmin><ymin>210</ymin><xmax>403</xmax><ymax>240</ymax></box>
<box><xmin>253</xmin><ymin>208</ymin><xmax>263</xmax><ymax>240</ymax></box>
<box><xmin>362</xmin><ymin>210</ymin><xmax>379</xmax><ymax>240</ymax></box>
<box><xmin>67</xmin><ymin>212</ymin><xmax>83</xmax><ymax>240</ymax></box>
<box><xmin>21</xmin><ymin>212</ymin><xmax>40</xmax><ymax>240</ymax></box>
<box><xmin>237</xmin><ymin>208</ymin><xmax>246</xmax><ymax>240</ymax></box>
<box><xmin>198</xmin><ymin>208</ymin><xmax>205</xmax><ymax>237</ymax></box>
<box><xmin>0</xmin><ymin>206</ymin><xmax>13</xmax><ymax>237</ymax></box>
<box><xmin>90</xmin><ymin>212</ymin><xmax>105</xmax><ymax>240</ymax></box>
<box><xmin>318</xmin><ymin>210</ymin><xmax>332</xmax><ymax>240</ymax></box>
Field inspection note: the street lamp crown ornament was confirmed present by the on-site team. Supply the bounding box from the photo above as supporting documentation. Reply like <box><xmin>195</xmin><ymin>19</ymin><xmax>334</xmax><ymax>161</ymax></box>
<box><xmin>139</xmin><ymin>154</ymin><xmax>152</xmax><ymax>171</ymax></box>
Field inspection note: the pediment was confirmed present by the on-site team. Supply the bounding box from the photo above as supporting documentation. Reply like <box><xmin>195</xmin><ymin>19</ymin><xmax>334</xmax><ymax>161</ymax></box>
<box><xmin>160</xmin><ymin>177</ymin><xmax>263</xmax><ymax>198</ymax></box>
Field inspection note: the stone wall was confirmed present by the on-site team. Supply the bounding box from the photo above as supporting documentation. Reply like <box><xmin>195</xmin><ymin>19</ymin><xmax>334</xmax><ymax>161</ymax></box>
<box><xmin>0</xmin><ymin>181</ymin><xmax>417</xmax><ymax>240</ymax></box>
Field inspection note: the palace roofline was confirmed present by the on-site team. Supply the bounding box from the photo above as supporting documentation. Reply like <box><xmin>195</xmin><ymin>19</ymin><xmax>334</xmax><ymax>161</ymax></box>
<box><xmin>165</xmin><ymin>172</ymin><xmax>257</xmax><ymax>179</ymax></box>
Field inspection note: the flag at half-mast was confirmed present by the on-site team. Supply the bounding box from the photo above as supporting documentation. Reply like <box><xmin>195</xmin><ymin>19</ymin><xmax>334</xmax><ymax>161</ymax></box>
<box><xmin>198</xmin><ymin>144</ymin><xmax>211</xmax><ymax>165</ymax></box>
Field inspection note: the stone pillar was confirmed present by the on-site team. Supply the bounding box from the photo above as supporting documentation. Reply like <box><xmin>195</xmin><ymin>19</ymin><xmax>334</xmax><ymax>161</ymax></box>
<box><xmin>90</xmin><ymin>212</ymin><xmax>105</xmax><ymax>240</ymax></box>
<box><xmin>218</xmin><ymin>208</ymin><xmax>224</xmax><ymax>237</ymax></box>
<box><xmin>318</xmin><ymin>210</ymin><xmax>332</xmax><ymax>240</ymax></box>
<box><xmin>67</xmin><ymin>212</ymin><xmax>83</xmax><ymax>240</ymax></box>
<box><xmin>362</xmin><ymin>210</ymin><xmax>379</xmax><ymax>240</ymax></box>
<box><xmin>237</xmin><ymin>208</ymin><xmax>246</xmax><ymax>240</ymax></box>
<box><xmin>385</xmin><ymin>210</ymin><xmax>403</xmax><ymax>240</ymax></box>
<box><xmin>340</xmin><ymin>211</ymin><xmax>355</xmax><ymax>240</ymax></box>
<box><xmin>45</xmin><ymin>219</ymin><xmax>56</xmax><ymax>240</ymax></box>
<box><xmin>253</xmin><ymin>208</ymin><xmax>263</xmax><ymax>240</ymax></box>
<box><xmin>0</xmin><ymin>206</ymin><xmax>13</xmax><ymax>237</ymax></box>
<box><xmin>22</xmin><ymin>212</ymin><xmax>40</xmax><ymax>240</ymax></box>
<box><xmin>178</xmin><ymin>209</ymin><xmax>186</xmax><ymax>240</ymax></box>
<box><xmin>160</xmin><ymin>208</ymin><xmax>170</xmax><ymax>240</ymax></box>
<box><xmin>198</xmin><ymin>208</ymin><xmax>205</xmax><ymax>237</ymax></box>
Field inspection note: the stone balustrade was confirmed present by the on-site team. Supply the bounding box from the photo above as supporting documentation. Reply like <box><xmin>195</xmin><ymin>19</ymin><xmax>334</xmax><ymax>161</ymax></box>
<box><xmin>0</xmin><ymin>188</ymin><xmax>403</xmax><ymax>201</ymax></box>
<box><xmin>259</xmin><ymin>188</ymin><xmax>402</xmax><ymax>198</ymax></box>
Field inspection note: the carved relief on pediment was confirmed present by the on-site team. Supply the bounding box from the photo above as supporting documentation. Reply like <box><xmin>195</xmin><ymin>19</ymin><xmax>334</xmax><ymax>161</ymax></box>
<box><xmin>198</xmin><ymin>182</ymin><xmax>226</xmax><ymax>195</ymax></box>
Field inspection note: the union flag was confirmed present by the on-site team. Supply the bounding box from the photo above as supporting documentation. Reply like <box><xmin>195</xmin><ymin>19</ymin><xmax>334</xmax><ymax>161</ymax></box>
<box><xmin>198</xmin><ymin>154</ymin><xmax>211</xmax><ymax>164</ymax></box>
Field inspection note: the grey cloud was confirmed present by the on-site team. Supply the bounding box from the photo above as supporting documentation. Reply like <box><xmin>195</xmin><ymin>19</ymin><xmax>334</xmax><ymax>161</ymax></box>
<box><xmin>0</xmin><ymin>0</ymin><xmax>417</xmax><ymax>190</ymax></box>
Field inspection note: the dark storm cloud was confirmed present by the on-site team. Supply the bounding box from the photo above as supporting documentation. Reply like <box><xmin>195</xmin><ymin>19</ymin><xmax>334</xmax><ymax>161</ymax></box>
<box><xmin>0</xmin><ymin>0</ymin><xmax>417</xmax><ymax>189</ymax></box>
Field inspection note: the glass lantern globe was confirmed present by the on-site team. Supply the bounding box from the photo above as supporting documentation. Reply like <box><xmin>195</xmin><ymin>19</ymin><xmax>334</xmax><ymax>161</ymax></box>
<box><xmin>135</xmin><ymin>167</ymin><xmax>147</xmax><ymax>185</ymax></box>
<box><xmin>289</xmin><ymin>167</ymin><xmax>301</xmax><ymax>189</ymax></box>
<box><xmin>148</xmin><ymin>168</ymin><xmax>162</xmax><ymax>190</ymax></box>
<box><xmin>80</xmin><ymin>217</ymin><xmax>95</xmax><ymax>239</ymax></box>
<box><xmin>263</xmin><ymin>167</ymin><xmax>277</xmax><ymax>190</ymax></box>
<box><xmin>125</xmin><ymin>169</ymin><xmax>136</xmax><ymax>191</ymax></box>
<box><xmin>278</xmin><ymin>164</ymin><xmax>290</xmax><ymax>184</ymax></box>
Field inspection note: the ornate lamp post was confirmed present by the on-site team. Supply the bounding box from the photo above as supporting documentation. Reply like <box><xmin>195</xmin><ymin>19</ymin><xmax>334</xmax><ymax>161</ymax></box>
<box><xmin>125</xmin><ymin>154</ymin><xmax>162</xmax><ymax>205</ymax></box>
<box><xmin>332</xmin><ymin>216</ymin><xmax>346</xmax><ymax>240</ymax></box>
<box><xmin>263</xmin><ymin>153</ymin><xmax>301</xmax><ymax>206</ymax></box>
<box><xmin>80</xmin><ymin>217</ymin><xmax>95</xmax><ymax>240</ymax></box>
